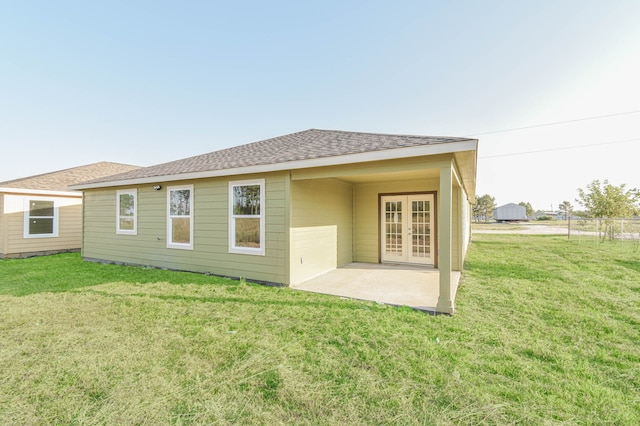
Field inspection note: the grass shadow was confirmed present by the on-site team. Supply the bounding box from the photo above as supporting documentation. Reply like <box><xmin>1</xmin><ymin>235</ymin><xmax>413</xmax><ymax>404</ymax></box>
<box><xmin>615</xmin><ymin>259</ymin><xmax>640</xmax><ymax>273</ymax></box>
<box><xmin>83</xmin><ymin>288</ymin><xmax>384</xmax><ymax>312</ymax></box>
<box><xmin>0</xmin><ymin>253</ymin><xmax>238</xmax><ymax>296</ymax></box>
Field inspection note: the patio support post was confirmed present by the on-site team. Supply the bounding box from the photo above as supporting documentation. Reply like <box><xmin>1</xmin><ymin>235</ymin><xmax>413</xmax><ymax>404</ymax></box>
<box><xmin>436</xmin><ymin>162</ymin><xmax>455</xmax><ymax>314</ymax></box>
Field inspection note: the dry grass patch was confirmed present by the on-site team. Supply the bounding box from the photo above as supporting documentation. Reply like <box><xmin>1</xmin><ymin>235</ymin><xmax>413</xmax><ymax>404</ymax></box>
<box><xmin>471</xmin><ymin>222</ymin><xmax>528</xmax><ymax>231</ymax></box>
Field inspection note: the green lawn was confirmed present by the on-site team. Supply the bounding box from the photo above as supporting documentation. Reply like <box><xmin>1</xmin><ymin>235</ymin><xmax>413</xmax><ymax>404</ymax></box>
<box><xmin>1</xmin><ymin>236</ymin><xmax>639</xmax><ymax>424</ymax></box>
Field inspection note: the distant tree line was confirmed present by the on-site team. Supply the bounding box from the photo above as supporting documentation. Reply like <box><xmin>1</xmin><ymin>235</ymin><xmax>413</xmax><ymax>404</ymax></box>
<box><xmin>473</xmin><ymin>194</ymin><xmax>496</xmax><ymax>222</ymax></box>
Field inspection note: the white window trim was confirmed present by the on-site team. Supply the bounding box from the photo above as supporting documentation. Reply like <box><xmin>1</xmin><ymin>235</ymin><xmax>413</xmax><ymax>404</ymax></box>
<box><xmin>23</xmin><ymin>197</ymin><xmax>59</xmax><ymax>238</ymax></box>
<box><xmin>116</xmin><ymin>189</ymin><xmax>137</xmax><ymax>235</ymax></box>
<box><xmin>167</xmin><ymin>184</ymin><xmax>194</xmax><ymax>250</ymax></box>
<box><xmin>229</xmin><ymin>179</ymin><xmax>265</xmax><ymax>256</ymax></box>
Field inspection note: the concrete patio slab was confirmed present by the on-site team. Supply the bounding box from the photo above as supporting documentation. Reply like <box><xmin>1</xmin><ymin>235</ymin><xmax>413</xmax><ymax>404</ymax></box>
<box><xmin>293</xmin><ymin>263</ymin><xmax>460</xmax><ymax>312</ymax></box>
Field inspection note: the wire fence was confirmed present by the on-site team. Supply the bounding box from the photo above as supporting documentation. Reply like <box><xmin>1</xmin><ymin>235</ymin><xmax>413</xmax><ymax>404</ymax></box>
<box><xmin>569</xmin><ymin>217</ymin><xmax>640</xmax><ymax>248</ymax></box>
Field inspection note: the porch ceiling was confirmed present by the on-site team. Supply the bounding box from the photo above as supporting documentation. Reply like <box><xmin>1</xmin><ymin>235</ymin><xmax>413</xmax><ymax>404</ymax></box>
<box><xmin>290</xmin><ymin>149</ymin><xmax>476</xmax><ymax>196</ymax></box>
<box><xmin>331</xmin><ymin>168</ymin><xmax>440</xmax><ymax>184</ymax></box>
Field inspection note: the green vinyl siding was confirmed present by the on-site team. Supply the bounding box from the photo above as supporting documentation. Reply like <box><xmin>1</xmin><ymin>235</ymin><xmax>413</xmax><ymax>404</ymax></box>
<box><xmin>452</xmin><ymin>185</ymin><xmax>461</xmax><ymax>270</ymax></box>
<box><xmin>290</xmin><ymin>179</ymin><xmax>353</xmax><ymax>285</ymax></box>
<box><xmin>451</xmin><ymin>180</ymin><xmax>471</xmax><ymax>271</ymax></box>
<box><xmin>0</xmin><ymin>195</ymin><xmax>5</xmax><ymax>255</ymax></box>
<box><xmin>82</xmin><ymin>172</ymin><xmax>289</xmax><ymax>284</ymax></box>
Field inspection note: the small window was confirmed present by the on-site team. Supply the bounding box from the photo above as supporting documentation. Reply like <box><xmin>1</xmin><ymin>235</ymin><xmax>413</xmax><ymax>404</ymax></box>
<box><xmin>229</xmin><ymin>179</ymin><xmax>265</xmax><ymax>255</ymax></box>
<box><xmin>167</xmin><ymin>185</ymin><xmax>193</xmax><ymax>249</ymax></box>
<box><xmin>24</xmin><ymin>198</ymin><xmax>58</xmax><ymax>238</ymax></box>
<box><xmin>116</xmin><ymin>189</ymin><xmax>137</xmax><ymax>235</ymax></box>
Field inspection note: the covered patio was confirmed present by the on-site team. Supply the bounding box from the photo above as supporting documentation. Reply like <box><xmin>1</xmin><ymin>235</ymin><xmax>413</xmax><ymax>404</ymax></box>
<box><xmin>293</xmin><ymin>262</ymin><xmax>461</xmax><ymax>313</ymax></box>
<box><xmin>289</xmin><ymin>152</ymin><xmax>473</xmax><ymax>314</ymax></box>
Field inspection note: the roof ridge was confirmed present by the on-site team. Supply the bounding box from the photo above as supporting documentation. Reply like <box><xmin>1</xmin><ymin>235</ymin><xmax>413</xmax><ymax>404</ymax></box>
<box><xmin>308</xmin><ymin>128</ymin><xmax>473</xmax><ymax>141</ymax></box>
<box><xmin>129</xmin><ymin>129</ymin><xmax>317</xmax><ymax>169</ymax></box>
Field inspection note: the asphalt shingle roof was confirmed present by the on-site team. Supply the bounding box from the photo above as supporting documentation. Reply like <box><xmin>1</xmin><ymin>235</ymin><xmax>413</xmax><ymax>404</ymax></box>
<box><xmin>0</xmin><ymin>162</ymin><xmax>141</xmax><ymax>192</ymax></box>
<box><xmin>79</xmin><ymin>129</ymin><xmax>474</xmax><ymax>186</ymax></box>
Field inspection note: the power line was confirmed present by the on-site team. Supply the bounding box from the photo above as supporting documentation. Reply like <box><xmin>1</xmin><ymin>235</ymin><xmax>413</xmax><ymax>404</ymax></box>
<box><xmin>466</xmin><ymin>110</ymin><xmax>640</xmax><ymax>137</ymax></box>
<box><xmin>479</xmin><ymin>137</ymin><xmax>640</xmax><ymax>159</ymax></box>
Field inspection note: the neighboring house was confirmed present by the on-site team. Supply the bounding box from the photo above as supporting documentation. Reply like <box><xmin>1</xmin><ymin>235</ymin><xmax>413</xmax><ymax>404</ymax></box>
<box><xmin>71</xmin><ymin>129</ymin><xmax>478</xmax><ymax>314</ymax></box>
<box><xmin>494</xmin><ymin>203</ymin><xmax>528</xmax><ymax>222</ymax></box>
<box><xmin>532</xmin><ymin>210</ymin><xmax>559</xmax><ymax>220</ymax></box>
<box><xmin>0</xmin><ymin>162</ymin><xmax>140</xmax><ymax>258</ymax></box>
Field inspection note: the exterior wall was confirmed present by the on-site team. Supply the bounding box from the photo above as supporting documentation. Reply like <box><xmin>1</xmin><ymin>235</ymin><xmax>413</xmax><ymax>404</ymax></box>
<box><xmin>0</xmin><ymin>195</ymin><xmax>5</xmax><ymax>255</ymax></box>
<box><xmin>79</xmin><ymin>153</ymin><xmax>475</xmax><ymax>288</ymax></box>
<box><xmin>461</xmin><ymin>192</ymin><xmax>471</xmax><ymax>260</ymax></box>
<box><xmin>451</xmin><ymin>157</ymin><xmax>473</xmax><ymax>271</ymax></box>
<box><xmin>452</xmin><ymin>185</ymin><xmax>461</xmax><ymax>270</ymax></box>
<box><xmin>290</xmin><ymin>178</ymin><xmax>353</xmax><ymax>285</ymax></box>
<box><xmin>82</xmin><ymin>172</ymin><xmax>289</xmax><ymax>284</ymax></box>
<box><xmin>0</xmin><ymin>193</ymin><xmax>82</xmax><ymax>258</ymax></box>
<box><xmin>451</xmin><ymin>185</ymin><xmax>472</xmax><ymax>271</ymax></box>
<box><xmin>354</xmin><ymin>178</ymin><xmax>440</xmax><ymax>263</ymax></box>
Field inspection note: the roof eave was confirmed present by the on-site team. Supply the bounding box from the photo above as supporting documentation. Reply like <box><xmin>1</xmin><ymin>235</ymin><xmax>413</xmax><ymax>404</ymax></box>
<box><xmin>455</xmin><ymin>144</ymin><xmax>478</xmax><ymax>203</ymax></box>
<box><xmin>70</xmin><ymin>140</ymin><xmax>478</xmax><ymax>190</ymax></box>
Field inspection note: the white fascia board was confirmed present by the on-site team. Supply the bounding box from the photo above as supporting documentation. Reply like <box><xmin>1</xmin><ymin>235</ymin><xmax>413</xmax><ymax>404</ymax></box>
<box><xmin>70</xmin><ymin>140</ymin><xmax>478</xmax><ymax>190</ymax></box>
<box><xmin>0</xmin><ymin>187</ymin><xmax>82</xmax><ymax>197</ymax></box>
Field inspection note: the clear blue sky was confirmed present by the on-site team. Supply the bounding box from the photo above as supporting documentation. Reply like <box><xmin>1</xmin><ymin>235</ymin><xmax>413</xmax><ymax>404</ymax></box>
<box><xmin>2</xmin><ymin>0</ymin><xmax>639</xmax><ymax>211</ymax></box>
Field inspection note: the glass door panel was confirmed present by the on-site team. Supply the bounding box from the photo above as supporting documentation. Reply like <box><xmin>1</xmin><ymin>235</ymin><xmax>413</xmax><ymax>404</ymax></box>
<box><xmin>408</xmin><ymin>198</ymin><xmax>432</xmax><ymax>264</ymax></box>
<box><xmin>381</xmin><ymin>194</ymin><xmax>434</xmax><ymax>265</ymax></box>
<box><xmin>382</xmin><ymin>198</ymin><xmax>405</xmax><ymax>263</ymax></box>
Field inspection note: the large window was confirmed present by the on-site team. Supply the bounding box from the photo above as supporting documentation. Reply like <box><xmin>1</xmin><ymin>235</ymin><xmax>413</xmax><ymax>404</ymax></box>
<box><xmin>229</xmin><ymin>179</ymin><xmax>265</xmax><ymax>255</ymax></box>
<box><xmin>24</xmin><ymin>198</ymin><xmax>58</xmax><ymax>238</ymax></box>
<box><xmin>116</xmin><ymin>189</ymin><xmax>137</xmax><ymax>235</ymax></box>
<box><xmin>167</xmin><ymin>185</ymin><xmax>193</xmax><ymax>249</ymax></box>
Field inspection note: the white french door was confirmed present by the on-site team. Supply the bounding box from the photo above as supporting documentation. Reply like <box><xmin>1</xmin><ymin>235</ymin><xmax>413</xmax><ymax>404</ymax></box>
<box><xmin>381</xmin><ymin>194</ymin><xmax>434</xmax><ymax>265</ymax></box>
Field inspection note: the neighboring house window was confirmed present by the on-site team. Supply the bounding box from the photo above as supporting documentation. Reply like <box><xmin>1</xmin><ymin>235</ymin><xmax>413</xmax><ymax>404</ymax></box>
<box><xmin>116</xmin><ymin>189</ymin><xmax>137</xmax><ymax>235</ymax></box>
<box><xmin>167</xmin><ymin>185</ymin><xmax>193</xmax><ymax>249</ymax></box>
<box><xmin>24</xmin><ymin>198</ymin><xmax>58</xmax><ymax>238</ymax></box>
<box><xmin>229</xmin><ymin>179</ymin><xmax>265</xmax><ymax>255</ymax></box>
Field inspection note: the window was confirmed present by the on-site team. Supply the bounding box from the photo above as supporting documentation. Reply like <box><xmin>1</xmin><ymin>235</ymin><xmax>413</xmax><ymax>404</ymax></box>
<box><xmin>229</xmin><ymin>179</ymin><xmax>265</xmax><ymax>255</ymax></box>
<box><xmin>167</xmin><ymin>185</ymin><xmax>193</xmax><ymax>249</ymax></box>
<box><xmin>24</xmin><ymin>198</ymin><xmax>58</xmax><ymax>238</ymax></box>
<box><xmin>116</xmin><ymin>189</ymin><xmax>137</xmax><ymax>235</ymax></box>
